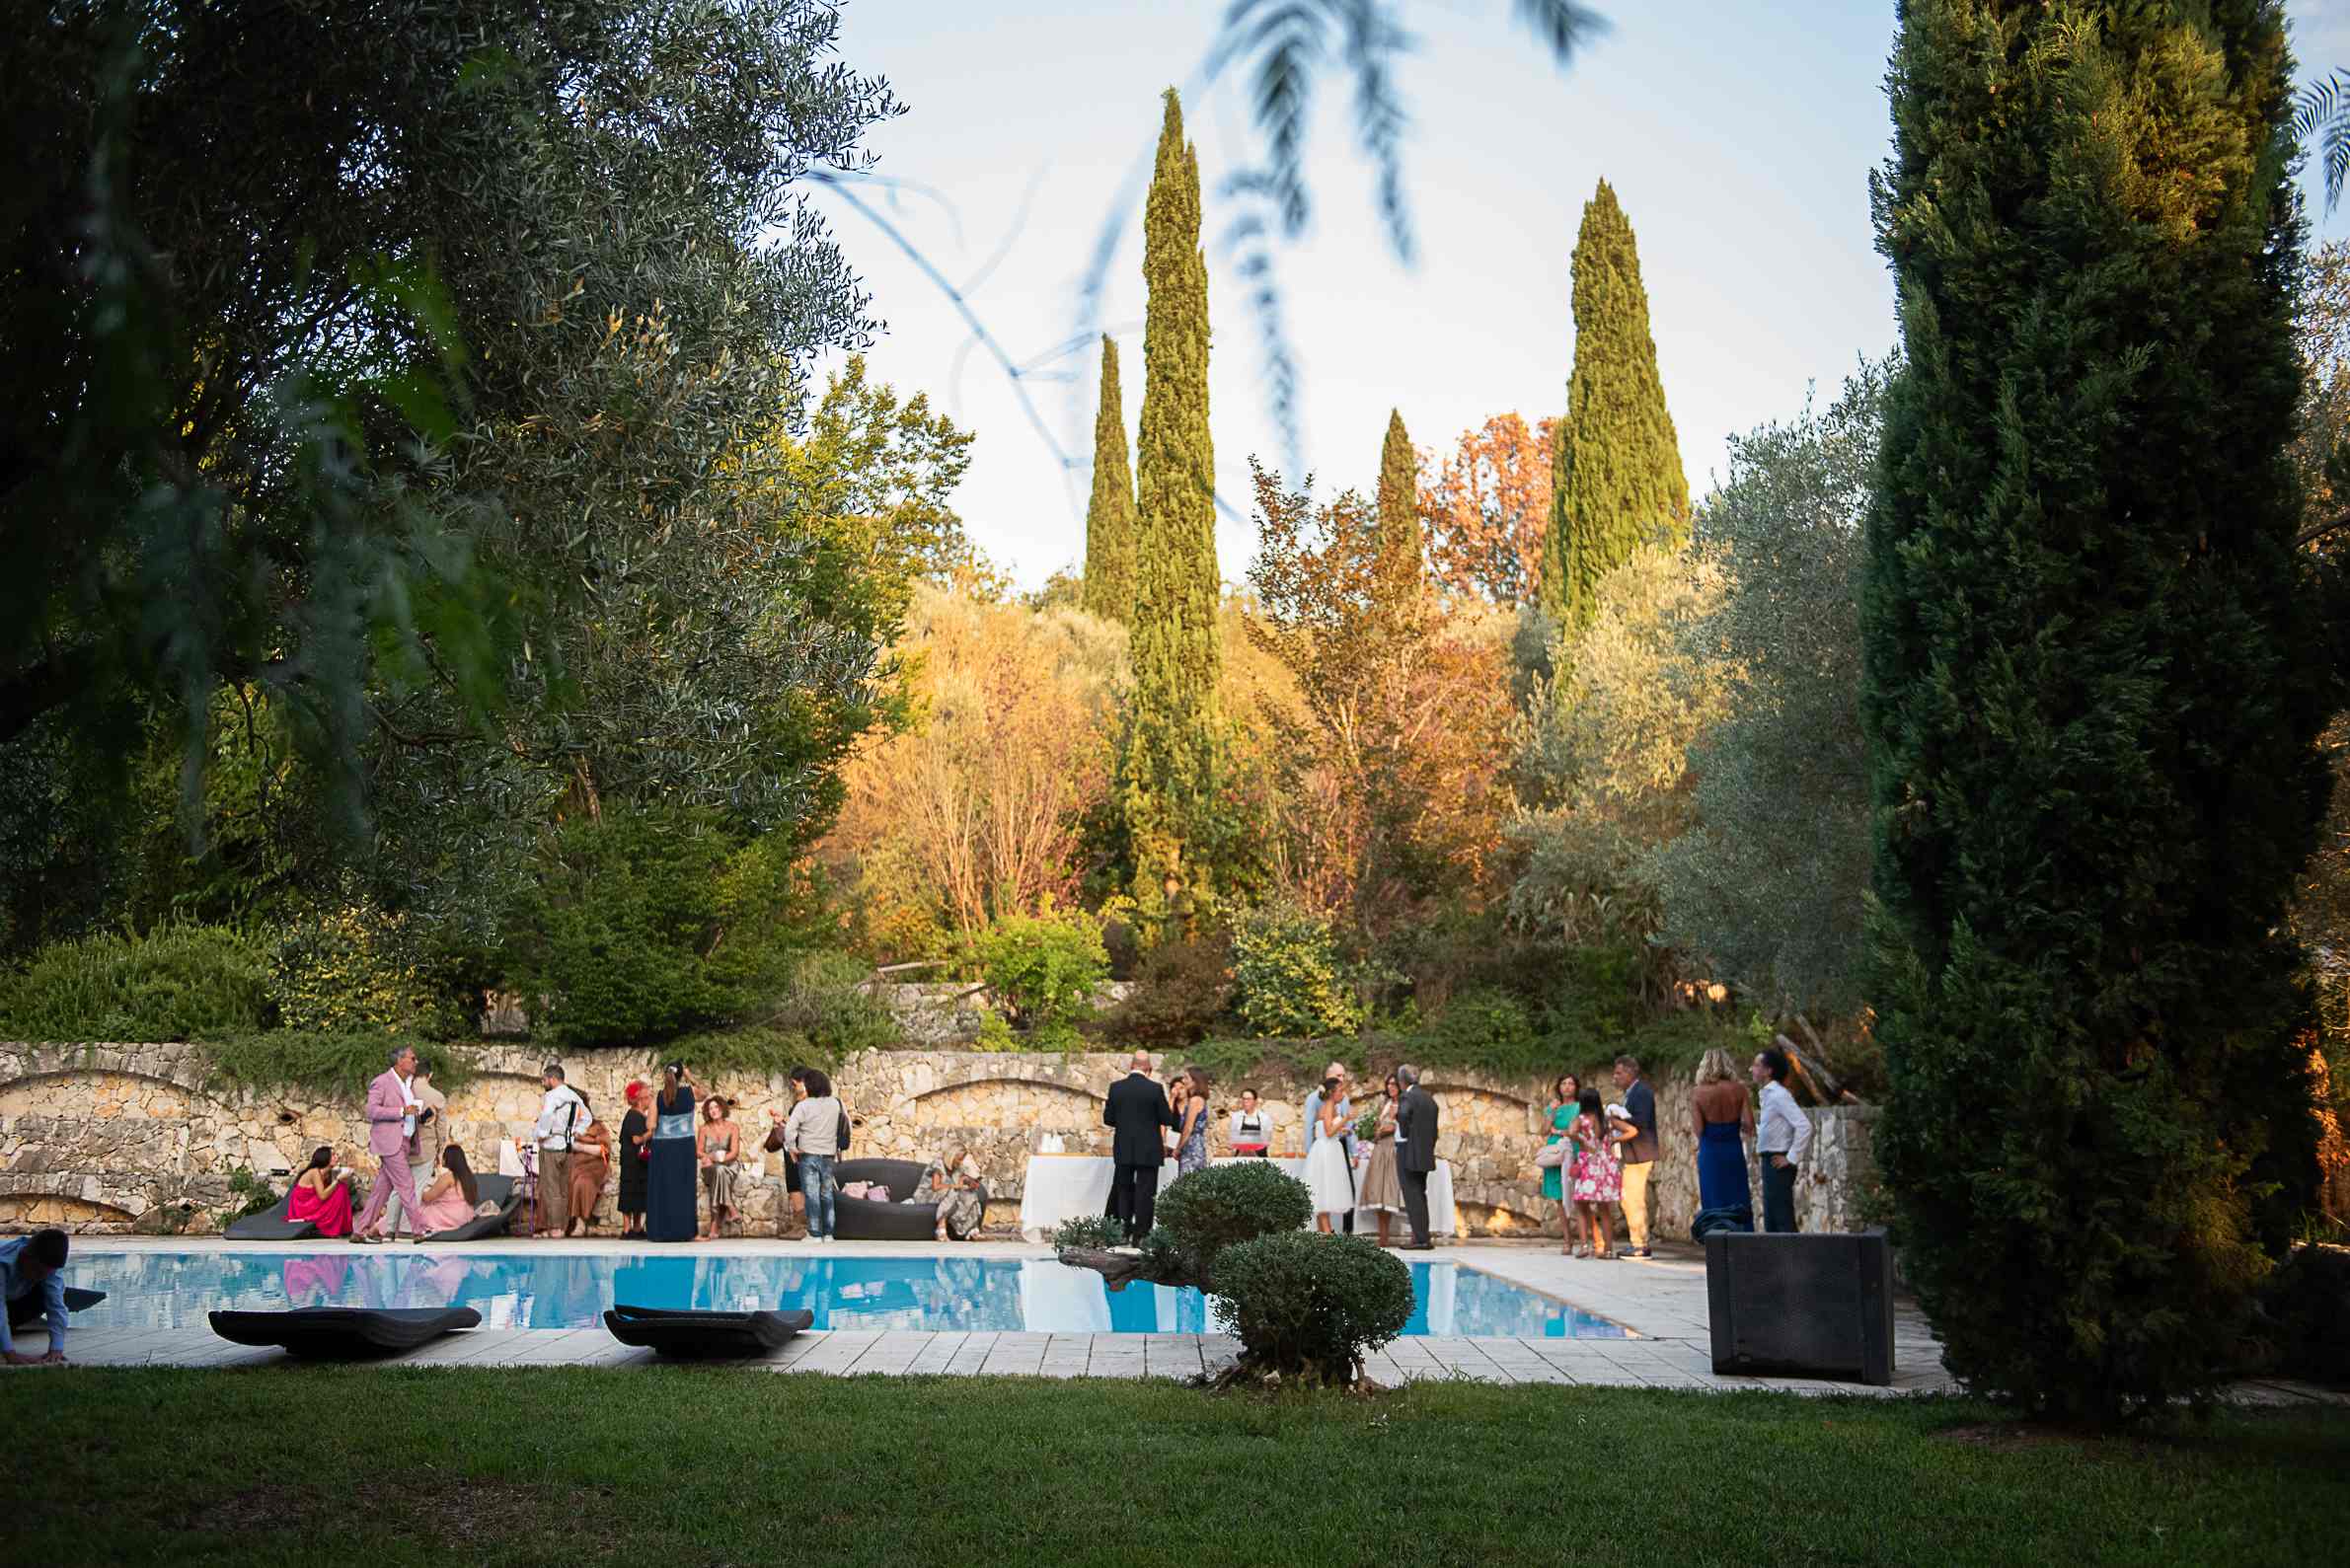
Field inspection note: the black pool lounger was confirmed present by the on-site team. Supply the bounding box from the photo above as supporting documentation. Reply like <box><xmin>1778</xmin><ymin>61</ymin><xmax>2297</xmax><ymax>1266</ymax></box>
<box><xmin>602</xmin><ymin>1304</ymin><xmax>814</xmax><ymax>1359</ymax></box>
<box><xmin>208</xmin><ymin>1306</ymin><xmax>483</xmax><ymax>1358</ymax></box>
<box><xmin>221</xmin><ymin>1190</ymin><xmax>320</xmax><ymax>1241</ymax></box>
<box><xmin>419</xmin><ymin>1173</ymin><xmax>523</xmax><ymax>1242</ymax></box>
<box><xmin>9</xmin><ymin>1286</ymin><xmax>106</xmax><ymax>1329</ymax></box>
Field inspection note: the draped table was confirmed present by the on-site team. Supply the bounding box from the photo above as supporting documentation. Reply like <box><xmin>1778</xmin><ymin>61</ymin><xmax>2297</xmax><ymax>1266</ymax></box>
<box><xmin>1017</xmin><ymin>1154</ymin><xmax>1457</xmax><ymax>1242</ymax></box>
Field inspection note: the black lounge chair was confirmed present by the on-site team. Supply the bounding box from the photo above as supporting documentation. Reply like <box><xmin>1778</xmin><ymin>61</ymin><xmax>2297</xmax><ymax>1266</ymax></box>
<box><xmin>208</xmin><ymin>1306</ymin><xmax>483</xmax><ymax>1358</ymax></box>
<box><xmin>9</xmin><ymin>1286</ymin><xmax>105</xmax><ymax>1330</ymax></box>
<box><xmin>222</xmin><ymin>1189</ymin><xmax>319</xmax><ymax>1241</ymax></box>
<box><xmin>419</xmin><ymin>1173</ymin><xmax>523</xmax><ymax>1242</ymax></box>
<box><xmin>602</xmin><ymin>1303</ymin><xmax>813</xmax><ymax>1359</ymax></box>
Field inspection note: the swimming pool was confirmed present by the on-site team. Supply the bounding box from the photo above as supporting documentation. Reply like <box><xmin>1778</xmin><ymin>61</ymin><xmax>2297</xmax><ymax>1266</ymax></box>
<box><xmin>62</xmin><ymin>1250</ymin><xmax>1632</xmax><ymax>1338</ymax></box>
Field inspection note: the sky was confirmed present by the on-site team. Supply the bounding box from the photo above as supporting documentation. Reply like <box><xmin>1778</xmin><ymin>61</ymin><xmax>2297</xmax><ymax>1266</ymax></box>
<box><xmin>810</xmin><ymin>1</ymin><xmax>2350</xmax><ymax>590</ymax></box>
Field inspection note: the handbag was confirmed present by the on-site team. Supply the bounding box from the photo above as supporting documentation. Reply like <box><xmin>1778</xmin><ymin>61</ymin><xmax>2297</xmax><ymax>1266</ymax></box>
<box><xmin>1535</xmin><ymin>1140</ymin><xmax>1567</xmax><ymax>1169</ymax></box>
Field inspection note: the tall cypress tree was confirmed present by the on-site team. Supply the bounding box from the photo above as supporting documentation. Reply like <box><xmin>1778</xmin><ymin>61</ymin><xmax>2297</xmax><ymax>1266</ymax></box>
<box><xmin>1374</xmin><ymin>409</ymin><xmax>1421</xmax><ymax>610</ymax></box>
<box><xmin>1083</xmin><ymin>334</ymin><xmax>1138</xmax><ymax>622</ymax></box>
<box><xmin>1122</xmin><ymin>88</ymin><xmax>1223</xmax><ymax>911</ymax></box>
<box><xmin>1863</xmin><ymin>0</ymin><xmax>2335</xmax><ymax>1420</ymax></box>
<box><xmin>1540</xmin><ymin>180</ymin><xmax>1687</xmax><ymax>631</ymax></box>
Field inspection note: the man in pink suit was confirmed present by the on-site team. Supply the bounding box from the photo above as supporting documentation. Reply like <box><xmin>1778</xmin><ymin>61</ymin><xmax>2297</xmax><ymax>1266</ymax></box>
<box><xmin>350</xmin><ymin>1045</ymin><xmax>428</xmax><ymax>1242</ymax></box>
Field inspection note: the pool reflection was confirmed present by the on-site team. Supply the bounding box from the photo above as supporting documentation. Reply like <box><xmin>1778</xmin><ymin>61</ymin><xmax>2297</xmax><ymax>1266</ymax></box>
<box><xmin>62</xmin><ymin>1252</ymin><xmax>1627</xmax><ymax>1338</ymax></box>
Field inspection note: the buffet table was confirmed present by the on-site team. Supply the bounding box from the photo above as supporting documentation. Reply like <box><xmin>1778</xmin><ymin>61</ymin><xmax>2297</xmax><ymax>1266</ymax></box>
<box><xmin>1017</xmin><ymin>1154</ymin><xmax>1457</xmax><ymax>1241</ymax></box>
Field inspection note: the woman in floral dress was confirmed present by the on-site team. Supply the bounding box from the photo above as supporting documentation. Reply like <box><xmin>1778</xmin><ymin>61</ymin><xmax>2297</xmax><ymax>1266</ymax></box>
<box><xmin>1568</xmin><ymin>1087</ymin><xmax>1623</xmax><ymax>1260</ymax></box>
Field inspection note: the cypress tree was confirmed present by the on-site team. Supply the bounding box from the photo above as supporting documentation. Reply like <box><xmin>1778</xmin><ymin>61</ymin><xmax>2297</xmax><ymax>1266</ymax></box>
<box><xmin>1862</xmin><ymin>0</ymin><xmax>2335</xmax><ymax>1420</ymax></box>
<box><xmin>1082</xmin><ymin>335</ymin><xmax>1138</xmax><ymax>622</ymax></box>
<box><xmin>1540</xmin><ymin>180</ymin><xmax>1688</xmax><ymax>631</ymax></box>
<box><xmin>1123</xmin><ymin>88</ymin><xmax>1223</xmax><ymax>910</ymax></box>
<box><xmin>1374</xmin><ymin>409</ymin><xmax>1421</xmax><ymax>610</ymax></box>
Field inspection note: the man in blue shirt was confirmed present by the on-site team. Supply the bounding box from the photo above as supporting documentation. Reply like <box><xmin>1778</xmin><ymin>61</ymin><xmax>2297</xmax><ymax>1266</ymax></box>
<box><xmin>1</xmin><ymin>1229</ymin><xmax>70</xmax><ymax>1366</ymax></box>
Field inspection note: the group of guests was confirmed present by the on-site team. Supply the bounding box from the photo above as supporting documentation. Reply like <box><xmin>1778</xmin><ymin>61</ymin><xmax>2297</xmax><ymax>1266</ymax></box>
<box><xmin>1539</xmin><ymin>1047</ymin><xmax>1811</xmax><ymax>1256</ymax></box>
<box><xmin>321</xmin><ymin>1050</ymin><xmax>979</xmax><ymax>1246</ymax></box>
<box><xmin>1538</xmin><ymin>1055</ymin><xmax>1660</xmax><ymax>1260</ymax></box>
<box><xmin>1103</xmin><ymin>1052</ymin><xmax>1443</xmax><ymax>1250</ymax></box>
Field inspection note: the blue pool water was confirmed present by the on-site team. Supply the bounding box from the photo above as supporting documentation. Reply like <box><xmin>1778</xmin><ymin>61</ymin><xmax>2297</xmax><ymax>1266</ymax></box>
<box><xmin>62</xmin><ymin>1251</ymin><xmax>1631</xmax><ymax>1338</ymax></box>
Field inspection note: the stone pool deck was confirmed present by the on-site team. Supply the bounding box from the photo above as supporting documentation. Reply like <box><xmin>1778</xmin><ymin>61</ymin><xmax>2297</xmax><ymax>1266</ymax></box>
<box><xmin>20</xmin><ymin>1235</ymin><xmax>2342</xmax><ymax>1405</ymax></box>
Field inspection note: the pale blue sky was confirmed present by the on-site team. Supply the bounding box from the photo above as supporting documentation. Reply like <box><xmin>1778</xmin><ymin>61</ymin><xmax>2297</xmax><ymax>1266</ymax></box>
<box><xmin>815</xmin><ymin>1</ymin><xmax>2350</xmax><ymax>589</ymax></box>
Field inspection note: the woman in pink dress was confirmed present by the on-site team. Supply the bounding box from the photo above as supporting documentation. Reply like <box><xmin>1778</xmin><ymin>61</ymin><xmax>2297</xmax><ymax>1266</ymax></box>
<box><xmin>1567</xmin><ymin>1089</ymin><xmax>1624</xmax><ymax>1260</ymax></box>
<box><xmin>286</xmin><ymin>1148</ymin><xmax>354</xmax><ymax>1237</ymax></box>
<box><xmin>413</xmin><ymin>1146</ymin><xmax>493</xmax><ymax>1233</ymax></box>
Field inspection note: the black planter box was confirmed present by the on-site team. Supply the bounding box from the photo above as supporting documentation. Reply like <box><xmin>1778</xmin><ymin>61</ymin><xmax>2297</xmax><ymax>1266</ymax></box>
<box><xmin>1705</xmin><ymin>1231</ymin><xmax>1895</xmax><ymax>1385</ymax></box>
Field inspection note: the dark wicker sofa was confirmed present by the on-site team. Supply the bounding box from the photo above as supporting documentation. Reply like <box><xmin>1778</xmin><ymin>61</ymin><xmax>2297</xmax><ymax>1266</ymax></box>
<box><xmin>830</xmin><ymin>1157</ymin><xmax>987</xmax><ymax>1240</ymax></box>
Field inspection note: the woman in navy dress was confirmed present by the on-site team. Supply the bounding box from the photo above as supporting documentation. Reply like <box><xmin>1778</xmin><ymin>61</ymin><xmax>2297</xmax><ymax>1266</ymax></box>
<box><xmin>646</xmin><ymin>1064</ymin><xmax>700</xmax><ymax>1242</ymax></box>
<box><xmin>1691</xmin><ymin>1048</ymin><xmax>1755</xmax><ymax>1221</ymax></box>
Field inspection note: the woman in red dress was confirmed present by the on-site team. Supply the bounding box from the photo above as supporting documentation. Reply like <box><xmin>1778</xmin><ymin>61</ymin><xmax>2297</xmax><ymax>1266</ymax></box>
<box><xmin>286</xmin><ymin>1147</ymin><xmax>354</xmax><ymax>1237</ymax></box>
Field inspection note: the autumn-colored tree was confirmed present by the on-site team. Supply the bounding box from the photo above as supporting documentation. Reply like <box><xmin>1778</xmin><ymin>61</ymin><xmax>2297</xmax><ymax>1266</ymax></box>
<box><xmin>1245</xmin><ymin>462</ymin><xmax>1514</xmax><ymax>933</ymax></box>
<box><xmin>1374</xmin><ymin>410</ymin><xmax>1421</xmax><ymax>608</ymax></box>
<box><xmin>1419</xmin><ymin>413</ymin><xmax>1557</xmax><ymax>604</ymax></box>
<box><xmin>821</xmin><ymin>583</ymin><xmax>1127</xmax><ymax>957</ymax></box>
<box><xmin>1082</xmin><ymin>335</ymin><xmax>1138</xmax><ymax>622</ymax></box>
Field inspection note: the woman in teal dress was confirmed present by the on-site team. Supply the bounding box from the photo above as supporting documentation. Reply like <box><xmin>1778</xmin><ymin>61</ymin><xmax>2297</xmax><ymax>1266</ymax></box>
<box><xmin>1543</xmin><ymin>1074</ymin><xmax>1585</xmax><ymax>1256</ymax></box>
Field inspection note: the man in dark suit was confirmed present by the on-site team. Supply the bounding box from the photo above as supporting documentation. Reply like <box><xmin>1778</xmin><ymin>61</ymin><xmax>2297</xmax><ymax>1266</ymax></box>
<box><xmin>1103</xmin><ymin>1050</ymin><xmax>1178</xmax><ymax>1243</ymax></box>
<box><xmin>1395</xmin><ymin>1063</ymin><xmax>1439</xmax><ymax>1250</ymax></box>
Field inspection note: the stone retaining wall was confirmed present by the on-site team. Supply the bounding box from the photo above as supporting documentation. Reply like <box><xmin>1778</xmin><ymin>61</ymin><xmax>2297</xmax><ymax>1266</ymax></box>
<box><xmin>0</xmin><ymin>1041</ymin><xmax>1877</xmax><ymax>1239</ymax></box>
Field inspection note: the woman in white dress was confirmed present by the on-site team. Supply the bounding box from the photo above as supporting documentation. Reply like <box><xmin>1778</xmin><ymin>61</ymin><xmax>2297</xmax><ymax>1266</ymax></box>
<box><xmin>1304</xmin><ymin>1076</ymin><xmax>1354</xmax><ymax>1232</ymax></box>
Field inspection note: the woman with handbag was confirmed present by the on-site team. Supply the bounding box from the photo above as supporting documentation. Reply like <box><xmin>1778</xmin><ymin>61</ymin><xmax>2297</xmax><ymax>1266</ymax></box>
<box><xmin>1355</xmin><ymin>1073</ymin><xmax>1406</xmax><ymax>1245</ymax></box>
<box><xmin>617</xmin><ymin>1082</ymin><xmax>651</xmax><ymax>1239</ymax></box>
<box><xmin>1539</xmin><ymin>1074</ymin><xmax>1583</xmax><ymax>1256</ymax></box>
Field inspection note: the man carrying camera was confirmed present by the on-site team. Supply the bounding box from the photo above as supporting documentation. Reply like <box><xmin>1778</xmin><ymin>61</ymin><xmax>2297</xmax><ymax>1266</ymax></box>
<box><xmin>534</xmin><ymin>1060</ymin><xmax>588</xmax><ymax>1237</ymax></box>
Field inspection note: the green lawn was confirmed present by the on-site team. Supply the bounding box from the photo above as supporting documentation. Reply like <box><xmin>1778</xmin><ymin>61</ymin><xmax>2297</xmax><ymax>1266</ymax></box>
<box><xmin>5</xmin><ymin>1370</ymin><xmax>2340</xmax><ymax>1566</ymax></box>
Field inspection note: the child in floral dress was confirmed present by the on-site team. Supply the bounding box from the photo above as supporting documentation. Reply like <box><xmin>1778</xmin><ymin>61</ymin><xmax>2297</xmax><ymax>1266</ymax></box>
<box><xmin>1568</xmin><ymin>1088</ymin><xmax>1623</xmax><ymax>1259</ymax></box>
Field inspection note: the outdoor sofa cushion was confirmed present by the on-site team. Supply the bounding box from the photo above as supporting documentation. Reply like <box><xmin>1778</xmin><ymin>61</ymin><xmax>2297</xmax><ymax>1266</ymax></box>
<box><xmin>829</xmin><ymin>1157</ymin><xmax>987</xmax><ymax>1241</ymax></box>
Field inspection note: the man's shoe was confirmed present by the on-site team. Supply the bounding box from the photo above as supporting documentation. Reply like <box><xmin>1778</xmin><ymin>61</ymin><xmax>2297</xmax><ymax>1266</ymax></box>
<box><xmin>1399</xmin><ymin>1241</ymin><xmax>1434</xmax><ymax>1251</ymax></box>
<box><xmin>1626</xmin><ymin>1247</ymin><xmax>1652</xmax><ymax>1258</ymax></box>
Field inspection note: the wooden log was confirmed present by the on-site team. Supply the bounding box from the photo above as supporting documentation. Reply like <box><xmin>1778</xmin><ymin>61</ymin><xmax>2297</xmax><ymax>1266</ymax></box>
<box><xmin>1054</xmin><ymin>1246</ymin><xmax>1195</xmax><ymax>1293</ymax></box>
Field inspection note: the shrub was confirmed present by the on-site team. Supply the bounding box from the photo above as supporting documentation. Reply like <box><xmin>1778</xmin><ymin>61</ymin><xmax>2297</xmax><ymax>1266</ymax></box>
<box><xmin>1424</xmin><ymin>987</ymin><xmax>1536</xmax><ymax>1067</ymax></box>
<box><xmin>758</xmin><ymin>950</ymin><xmax>897</xmax><ymax>1055</ymax></box>
<box><xmin>1211</xmin><ymin>1231</ymin><xmax>1414</xmax><ymax>1383</ymax></box>
<box><xmin>1110</xmin><ymin>928</ymin><xmax>1235</xmax><ymax>1044</ymax></box>
<box><xmin>973</xmin><ymin>906</ymin><xmax>1107</xmax><ymax>1032</ymax></box>
<box><xmin>658</xmin><ymin>1025</ymin><xmax>821</xmax><ymax>1083</ymax></box>
<box><xmin>1051</xmin><ymin>1214</ymin><xmax>1125</xmax><ymax>1250</ymax></box>
<box><xmin>1154</xmin><ymin>1158</ymin><xmax>1313</xmax><ymax>1285</ymax></box>
<box><xmin>223</xmin><ymin>1166</ymin><xmax>281</xmax><ymax>1224</ymax></box>
<box><xmin>514</xmin><ymin>806</ymin><xmax>805</xmax><ymax>1048</ymax></box>
<box><xmin>268</xmin><ymin>901</ymin><xmax>456</xmax><ymax>1037</ymax></box>
<box><xmin>1230</xmin><ymin>903</ymin><xmax>1362</xmax><ymax>1039</ymax></box>
<box><xmin>0</xmin><ymin>923</ymin><xmax>270</xmax><ymax>1041</ymax></box>
<box><xmin>204</xmin><ymin>1031</ymin><xmax>474</xmax><ymax>1097</ymax></box>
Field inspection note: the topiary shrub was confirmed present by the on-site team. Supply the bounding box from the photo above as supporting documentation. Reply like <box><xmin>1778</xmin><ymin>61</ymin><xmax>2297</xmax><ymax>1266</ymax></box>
<box><xmin>0</xmin><ymin>922</ymin><xmax>270</xmax><ymax>1041</ymax></box>
<box><xmin>973</xmin><ymin>905</ymin><xmax>1108</xmax><ymax>1037</ymax></box>
<box><xmin>1230</xmin><ymin>902</ymin><xmax>1362</xmax><ymax>1039</ymax></box>
<box><xmin>1154</xmin><ymin>1158</ymin><xmax>1313</xmax><ymax>1285</ymax></box>
<box><xmin>1211</xmin><ymin>1232</ymin><xmax>1414</xmax><ymax>1384</ymax></box>
<box><xmin>1111</xmin><ymin>928</ymin><xmax>1236</xmax><ymax>1044</ymax></box>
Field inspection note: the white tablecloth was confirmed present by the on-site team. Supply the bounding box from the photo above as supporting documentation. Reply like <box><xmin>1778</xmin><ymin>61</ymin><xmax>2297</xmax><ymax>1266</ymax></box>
<box><xmin>1018</xmin><ymin>1155</ymin><xmax>1456</xmax><ymax>1240</ymax></box>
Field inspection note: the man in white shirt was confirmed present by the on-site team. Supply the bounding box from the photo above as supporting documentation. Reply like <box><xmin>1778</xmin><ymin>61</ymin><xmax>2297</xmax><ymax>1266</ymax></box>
<box><xmin>534</xmin><ymin>1062</ymin><xmax>587</xmax><ymax>1237</ymax></box>
<box><xmin>1752</xmin><ymin>1047</ymin><xmax>1814</xmax><ymax>1233</ymax></box>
